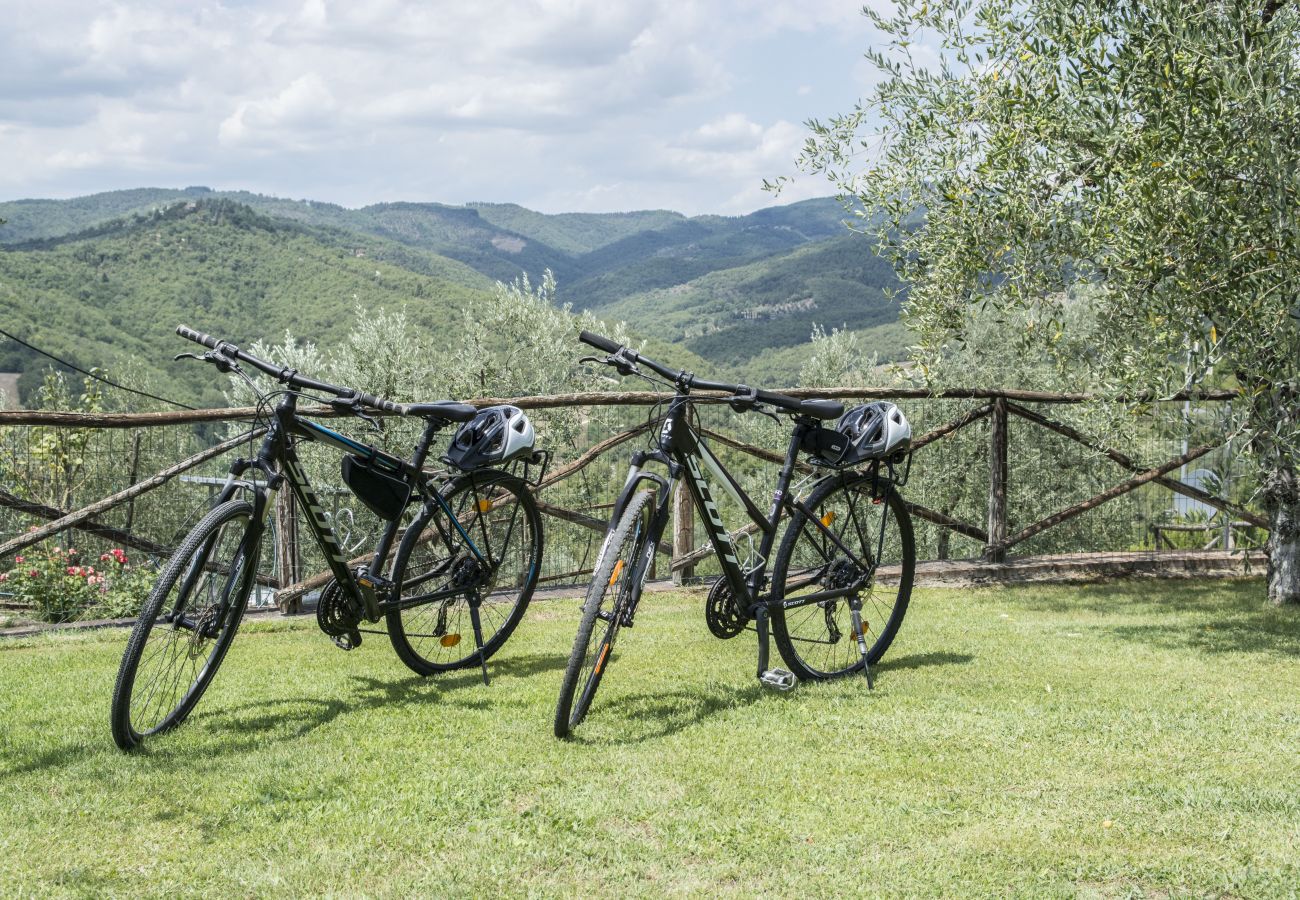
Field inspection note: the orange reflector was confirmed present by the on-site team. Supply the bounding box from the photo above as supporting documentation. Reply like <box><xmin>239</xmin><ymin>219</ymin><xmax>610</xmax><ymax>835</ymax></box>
<box><xmin>440</xmin><ymin>633</ymin><xmax>462</xmax><ymax>647</ymax></box>
<box><xmin>594</xmin><ymin>642</ymin><xmax>610</xmax><ymax>675</ymax></box>
<box><xmin>609</xmin><ymin>559</ymin><xmax>624</xmax><ymax>586</ymax></box>
<box><xmin>477</xmin><ymin>499</ymin><xmax>492</xmax><ymax>513</ymax></box>
<box><xmin>820</xmin><ymin>511</ymin><xmax>836</xmax><ymax>527</ymax></box>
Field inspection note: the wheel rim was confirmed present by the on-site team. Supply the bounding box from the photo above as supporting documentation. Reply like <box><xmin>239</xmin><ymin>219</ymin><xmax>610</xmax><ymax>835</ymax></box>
<box><xmin>128</xmin><ymin>511</ymin><xmax>251</xmax><ymax>736</ymax></box>
<box><xmin>779</xmin><ymin>484</ymin><xmax>908</xmax><ymax>677</ymax></box>
<box><xmin>395</xmin><ymin>478</ymin><xmax>538</xmax><ymax>667</ymax></box>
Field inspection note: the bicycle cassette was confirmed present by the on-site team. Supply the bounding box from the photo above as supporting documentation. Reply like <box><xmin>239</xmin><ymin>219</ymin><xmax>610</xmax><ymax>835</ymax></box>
<box><xmin>705</xmin><ymin>578</ymin><xmax>746</xmax><ymax>639</ymax></box>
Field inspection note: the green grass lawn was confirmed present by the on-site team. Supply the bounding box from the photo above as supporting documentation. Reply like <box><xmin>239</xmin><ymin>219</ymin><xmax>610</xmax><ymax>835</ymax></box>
<box><xmin>1</xmin><ymin>579</ymin><xmax>1298</xmax><ymax>897</ymax></box>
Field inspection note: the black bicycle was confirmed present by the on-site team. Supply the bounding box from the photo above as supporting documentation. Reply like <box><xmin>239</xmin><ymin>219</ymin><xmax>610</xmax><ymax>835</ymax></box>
<box><xmin>554</xmin><ymin>332</ymin><xmax>915</xmax><ymax>738</ymax></box>
<box><xmin>111</xmin><ymin>326</ymin><xmax>544</xmax><ymax>750</ymax></box>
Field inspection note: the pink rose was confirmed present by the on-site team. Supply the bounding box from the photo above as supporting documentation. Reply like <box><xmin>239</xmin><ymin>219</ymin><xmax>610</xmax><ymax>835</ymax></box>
<box><xmin>14</xmin><ymin>556</ymin><xmax>24</xmax><ymax>564</ymax></box>
<box><xmin>28</xmin><ymin>569</ymin><xmax>39</xmax><ymax>577</ymax></box>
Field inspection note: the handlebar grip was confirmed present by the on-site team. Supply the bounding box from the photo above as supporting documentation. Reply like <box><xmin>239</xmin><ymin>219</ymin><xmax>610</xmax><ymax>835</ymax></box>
<box><xmin>578</xmin><ymin>331</ymin><xmax>622</xmax><ymax>354</ymax></box>
<box><xmin>176</xmin><ymin>324</ymin><xmax>218</xmax><ymax>349</ymax></box>
<box><xmin>355</xmin><ymin>391</ymin><xmax>407</xmax><ymax>415</ymax></box>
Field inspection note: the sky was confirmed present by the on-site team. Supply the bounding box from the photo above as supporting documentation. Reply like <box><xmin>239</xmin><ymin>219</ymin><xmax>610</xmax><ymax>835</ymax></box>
<box><xmin>0</xmin><ymin>0</ymin><xmax>889</xmax><ymax>216</ymax></box>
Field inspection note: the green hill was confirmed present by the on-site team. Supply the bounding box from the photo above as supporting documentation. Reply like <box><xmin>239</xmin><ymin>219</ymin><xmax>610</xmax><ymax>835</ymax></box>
<box><xmin>0</xmin><ymin>199</ymin><xmax>494</xmax><ymax>407</ymax></box>
<box><xmin>596</xmin><ymin>234</ymin><xmax>903</xmax><ymax>369</ymax></box>
<box><xmin>0</xmin><ymin>190</ymin><xmax>904</xmax><ymax>390</ymax></box>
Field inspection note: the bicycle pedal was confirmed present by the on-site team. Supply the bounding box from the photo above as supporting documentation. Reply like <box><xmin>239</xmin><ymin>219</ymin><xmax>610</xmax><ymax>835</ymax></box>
<box><xmin>331</xmin><ymin>630</ymin><xmax>362</xmax><ymax>652</ymax></box>
<box><xmin>759</xmin><ymin>668</ymin><xmax>798</xmax><ymax>691</ymax></box>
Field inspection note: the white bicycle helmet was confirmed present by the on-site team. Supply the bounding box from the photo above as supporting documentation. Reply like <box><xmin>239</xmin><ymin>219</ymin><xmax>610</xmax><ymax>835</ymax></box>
<box><xmin>810</xmin><ymin>402</ymin><xmax>912</xmax><ymax>467</ymax></box>
<box><xmin>444</xmin><ymin>405</ymin><xmax>536</xmax><ymax>470</ymax></box>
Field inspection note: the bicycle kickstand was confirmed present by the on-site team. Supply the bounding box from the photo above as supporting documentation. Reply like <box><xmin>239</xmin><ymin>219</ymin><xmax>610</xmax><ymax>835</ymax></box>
<box><xmin>755</xmin><ymin>605</ymin><xmax>796</xmax><ymax>691</ymax></box>
<box><xmin>468</xmin><ymin>595</ymin><xmax>490</xmax><ymax>686</ymax></box>
<box><xmin>848</xmin><ymin>596</ymin><xmax>874</xmax><ymax>690</ymax></box>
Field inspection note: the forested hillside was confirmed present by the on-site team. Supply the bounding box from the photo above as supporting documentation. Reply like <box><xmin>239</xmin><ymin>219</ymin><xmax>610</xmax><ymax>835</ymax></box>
<box><xmin>595</xmin><ymin>234</ymin><xmax>903</xmax><ymax>369</ymax></box>
<box><xmin>0</xmin><ymin>200</ymin><xmax>495</xmax><ymax>407</ymax></box>
<box><xmin>0</xmin><ymin>189</ymin><xmax>906</xmax><ymax>401</ymax></box>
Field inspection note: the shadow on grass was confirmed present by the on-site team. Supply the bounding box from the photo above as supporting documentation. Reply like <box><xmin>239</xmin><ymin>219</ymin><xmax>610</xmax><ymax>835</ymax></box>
<box><xmin>184</xmin><ymin>651</ymin><xmax>567</xmax><ymax>745</ymax></box>
<box><xmin>569</xmin><ymin>684</ymin><xmax>767</xmax><ymax>745</ymax></box>
<box><xmin>0</xmin><ymin>652</ymin><xmax>572</xmax><ymax>774</ymax></box>
<box><xmin>563</xmin><ymin>653</ymin><xmax>977</xmax><ymax>746</ymax></box>
<box><xmin>998</xmin><ymin>578</ymin><xmax>1300</xmax><ymax>657</ymax></box>
<box><xmin>876</xmin><ymin>651</ymin><xmax>974</xmax><ymax>673</ymax></box>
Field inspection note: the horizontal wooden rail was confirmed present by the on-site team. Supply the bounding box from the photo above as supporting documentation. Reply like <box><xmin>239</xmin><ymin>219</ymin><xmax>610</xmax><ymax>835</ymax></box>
<box><xmin>0</xmin><ymin>428</ymin><xmax>265</xmax><ymax>559</ymax></box>
<box><xmin>1000</xmin><ymin>444</ymin><xmax>1217</xmax><ymax>552</ymax></box>
<box><xmin>0</xmin><ymin>387</ymin><xmax>1241</xmax><ymax>429</ymax></box>
<box><xmin>1004</xmin><ymin>402</ymin><xmax>1269</xmax><ymax>530</ymax></box>
<box><xmin>0</xmin><ymin>488</ymin><xmax>170</xmax><ymax>558</ymax></box>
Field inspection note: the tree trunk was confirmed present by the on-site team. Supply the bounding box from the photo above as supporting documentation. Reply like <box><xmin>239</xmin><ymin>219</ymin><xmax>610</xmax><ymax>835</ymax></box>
<box><xmin>1264</xmin><ymin>456</ymin><xmax>1300</xmax><ymax>605</ymax></box>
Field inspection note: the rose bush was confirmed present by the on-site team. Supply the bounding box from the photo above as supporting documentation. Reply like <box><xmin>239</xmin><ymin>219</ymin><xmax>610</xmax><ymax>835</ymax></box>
<box><xmin>1</xmin><ymin>539</ymin><xmax>156</xmax><ymax>623</ymax></box>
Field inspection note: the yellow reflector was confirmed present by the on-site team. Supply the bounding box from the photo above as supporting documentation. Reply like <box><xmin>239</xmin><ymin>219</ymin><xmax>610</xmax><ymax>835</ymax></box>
<box><xmin>609</xmin><ymin>559</ymin><xmax>624</xmax><ymax>586</ymax></box>
<box><xmin>477</xmin><ymin>499</ymin><xmax>492</xmax><ymax>513</ymax></box>
<box><xmin>440</xmin><ymin>633</ymin><xmax>462</xmax><ymax>647</ymax></box>
<box><xmin>821</xmin><ymin>511</ymin><xmax>835</xmax><ymax>527</ymax></box>
<box><xmin>594</xmin><ymin>642</ymin><xmax>610</xmax><ymax>675</ymax></box>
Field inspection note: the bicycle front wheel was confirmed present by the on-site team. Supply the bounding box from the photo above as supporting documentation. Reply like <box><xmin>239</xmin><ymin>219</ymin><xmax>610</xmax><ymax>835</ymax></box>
<box><xmin>110</xmin><ymin>499</ymin><xmax>260</xmax><ymax>750</ymax></box>
<box><xmin>387</xmin><ymin>470</ymin><xmax>543</xmax><ymax>675</ymax></box>
<box><xmin>554</xmin><ymin>490</ymin><xmax>654</xmax><ymax>738</ymax></box>
<box><xmin>770</xmin><ymin>475</ymin><xmax>914</xmax><ymax>681</ymax></box>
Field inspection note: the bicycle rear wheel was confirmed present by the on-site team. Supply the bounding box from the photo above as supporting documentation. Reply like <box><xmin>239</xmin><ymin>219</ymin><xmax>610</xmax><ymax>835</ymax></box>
<box><xmin>387</xmin><ymin>470</ymin><xmax>542</xmax><ymax>675</ymax></box>
<box><xmin>770</xmin><ymin>475</ymin><xmax>913</xmax><ymax>681</ymax></box>
<box><xmin>554</xmin><ymin>490</ymin><xmax>654</xmax><ymax>738</ymax></box>
<box><xmin>110</xmin><ymin>499</ymin><xmax>260</xmax><ymax>750</ymax></box>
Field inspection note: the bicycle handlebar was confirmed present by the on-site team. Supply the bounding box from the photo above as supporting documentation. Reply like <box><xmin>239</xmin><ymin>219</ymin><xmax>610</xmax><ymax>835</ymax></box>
<box><xmin>176</xmin><ymin>324</ymin><xmax>409</xmax><ymax>414</ymax></box>
<box><xmin>577</xmin><ymin>330</ymin><xmax>843</xmax><ymax>419</ymax></box>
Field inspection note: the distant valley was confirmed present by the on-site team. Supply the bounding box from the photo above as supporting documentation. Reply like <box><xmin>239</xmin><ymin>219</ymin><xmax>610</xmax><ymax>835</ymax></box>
<box><xmin>0</xmin><ymin>188</ymin><xmax>906</xmax><ymax>405</ymax></box>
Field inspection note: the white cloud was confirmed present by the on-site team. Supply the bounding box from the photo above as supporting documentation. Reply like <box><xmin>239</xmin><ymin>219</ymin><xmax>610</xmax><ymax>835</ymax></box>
<box><xmin>0</xmin><ymin>0</ymin><xmax>915</xmax><ymax>213</ymax></box>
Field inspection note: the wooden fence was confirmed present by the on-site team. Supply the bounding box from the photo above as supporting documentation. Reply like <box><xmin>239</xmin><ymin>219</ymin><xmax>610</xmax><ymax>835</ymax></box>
<box><xmin>0</xmin><ymin>385</ymin><xmax>1266</xmax><ymax>614</ymax></box>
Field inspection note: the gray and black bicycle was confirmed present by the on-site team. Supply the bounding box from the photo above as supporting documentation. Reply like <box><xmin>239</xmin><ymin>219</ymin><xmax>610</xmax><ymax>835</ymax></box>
<box><xmin>554</xmin><ymin>332</ymin><xmax>915</xmax><ymax>738</ymax></box>
<box><xmin>111</xmin><ymin>326</ymin><xmax>544</xmax><ymax>750</ymax></box>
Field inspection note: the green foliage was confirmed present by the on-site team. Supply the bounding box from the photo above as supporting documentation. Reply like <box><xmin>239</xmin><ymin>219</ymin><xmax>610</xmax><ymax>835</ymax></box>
<box><xmin>18</xmin><ymin>370</ymin><xmax>104</xmax><ymax>510</ymax></box>
<box><xmin>0</xmin><ymin>543</ymin><xmax>154</xmax><ymax>622</ymax></box>
<box><xmin>798</xmin><ymin>323</ymin><xmax>881</xmax><ymax>389</ymax></box>
<box><xmin>797</xmin><ymin>0</ymin><xmax>1300</xmax><ymax>594</ymax></box>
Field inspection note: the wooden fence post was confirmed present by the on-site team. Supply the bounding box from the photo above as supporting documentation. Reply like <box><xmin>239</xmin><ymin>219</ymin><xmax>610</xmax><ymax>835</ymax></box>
<box><xmin>275</xmin><ymin>489</ymin><xmax>301</xmax><ymax>613</ymax></box>
<box><xmin>122</xmin><ymin>430</ymin><xmax>143</xmax><ymax>534</ymax></box>
<box><xmin>985</xmin><ymin>396</ymin><xmax>1009</xmax><ymax>562</ymax></box>
<box><xmin>672</xmin><ymin>484</ymin><xmax>695</xmax><ymax>584</ymax></box>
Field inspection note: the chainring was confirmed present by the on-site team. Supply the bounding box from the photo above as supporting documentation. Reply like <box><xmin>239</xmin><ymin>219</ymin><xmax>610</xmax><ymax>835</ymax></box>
<box><xmin>315</xmin><ymin>578</ymin><xmax>357</xmax><ymax>637</ymax></box>
<box><xmin>705</xmin><ymin>578</ymin><xmax>746</xmax><ymax>639</ymax></box>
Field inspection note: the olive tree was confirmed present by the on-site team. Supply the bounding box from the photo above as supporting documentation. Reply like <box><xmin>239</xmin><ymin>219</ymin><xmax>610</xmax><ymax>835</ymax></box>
<box><xmin>797</xmin><ymin>0</ymin><xmax>1300</xmax><ymax>603</ymax></box>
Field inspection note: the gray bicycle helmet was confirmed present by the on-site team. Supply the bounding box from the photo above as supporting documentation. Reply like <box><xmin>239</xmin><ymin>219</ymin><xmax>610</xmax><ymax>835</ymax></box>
<box><xmin>444</xmin><ymin>405</ymin><xmax>536</xmax><ymax>470</ymax></box>
<box><xmin>811</xmin><ymin>401</ymin><xmax>912</xmax><ymax>467</ymax></box>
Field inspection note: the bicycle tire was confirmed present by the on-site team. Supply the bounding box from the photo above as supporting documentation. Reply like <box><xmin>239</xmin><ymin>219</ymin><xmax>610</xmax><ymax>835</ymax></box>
<box><xmin>553</xmin><ymin>490</ymin><xmax>654</xmax><ymax>738</ymax></box>
<box><xmin>110</xmin><ymin>499</ymin><xmax>260</xmax><ymax>750</ymax></box>
<box><xmin>770</xmin><ymin>475</ymin><xmax>914</xmax><ymax>681</ymax></box>
<box><xmin>387</xmin><ymin>470</ymin><xmax>543</xmax><ymax>675</ymax></box>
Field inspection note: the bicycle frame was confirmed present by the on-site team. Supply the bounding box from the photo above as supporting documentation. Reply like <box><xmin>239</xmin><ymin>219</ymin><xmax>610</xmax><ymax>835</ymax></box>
<box><xmin>209</xmin><ymin>391</ymin><xmax>491</xmax><ymax>622</ymax></box>
<box><xmin>606</xmin><ymin>394</ymin><xmax>893</xmax><ymax>677</ymax></box>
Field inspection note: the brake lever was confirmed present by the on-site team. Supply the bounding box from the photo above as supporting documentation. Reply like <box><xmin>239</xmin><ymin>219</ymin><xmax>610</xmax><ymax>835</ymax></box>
<box><xmin>609</xmin><ymin>349</ymin><xmax>638</xmax><ymax>377</ymax></box>
<box><xmin>329</xmin><ymin>396</ymin><xmax>384</xmax><ymax>432</ymax></box>
<box><xmin>728</xmin><ymin>385</ymin><xmax>759</xmax><ymax>413</ymax></box>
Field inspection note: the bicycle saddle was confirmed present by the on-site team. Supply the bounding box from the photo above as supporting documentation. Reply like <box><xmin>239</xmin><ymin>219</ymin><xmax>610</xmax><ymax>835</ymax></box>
<box><xmin>404</xmin><ymin>401</ymin><xmax>477</xmax><ymax>422</ymax></box>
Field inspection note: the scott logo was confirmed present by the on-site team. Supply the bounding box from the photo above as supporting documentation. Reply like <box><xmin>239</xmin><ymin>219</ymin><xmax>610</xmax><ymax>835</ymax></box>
<box><xmin>685</xmin><ymin>456</ymin><xmax>738</xmax><ymax>566</ymax></box>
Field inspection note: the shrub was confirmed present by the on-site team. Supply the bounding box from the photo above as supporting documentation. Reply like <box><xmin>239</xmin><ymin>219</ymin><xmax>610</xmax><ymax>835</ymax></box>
<box><xmin>0</xmin><ymin>541</ymin><xmax>156</xmax><ymax>623</ymax></box>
